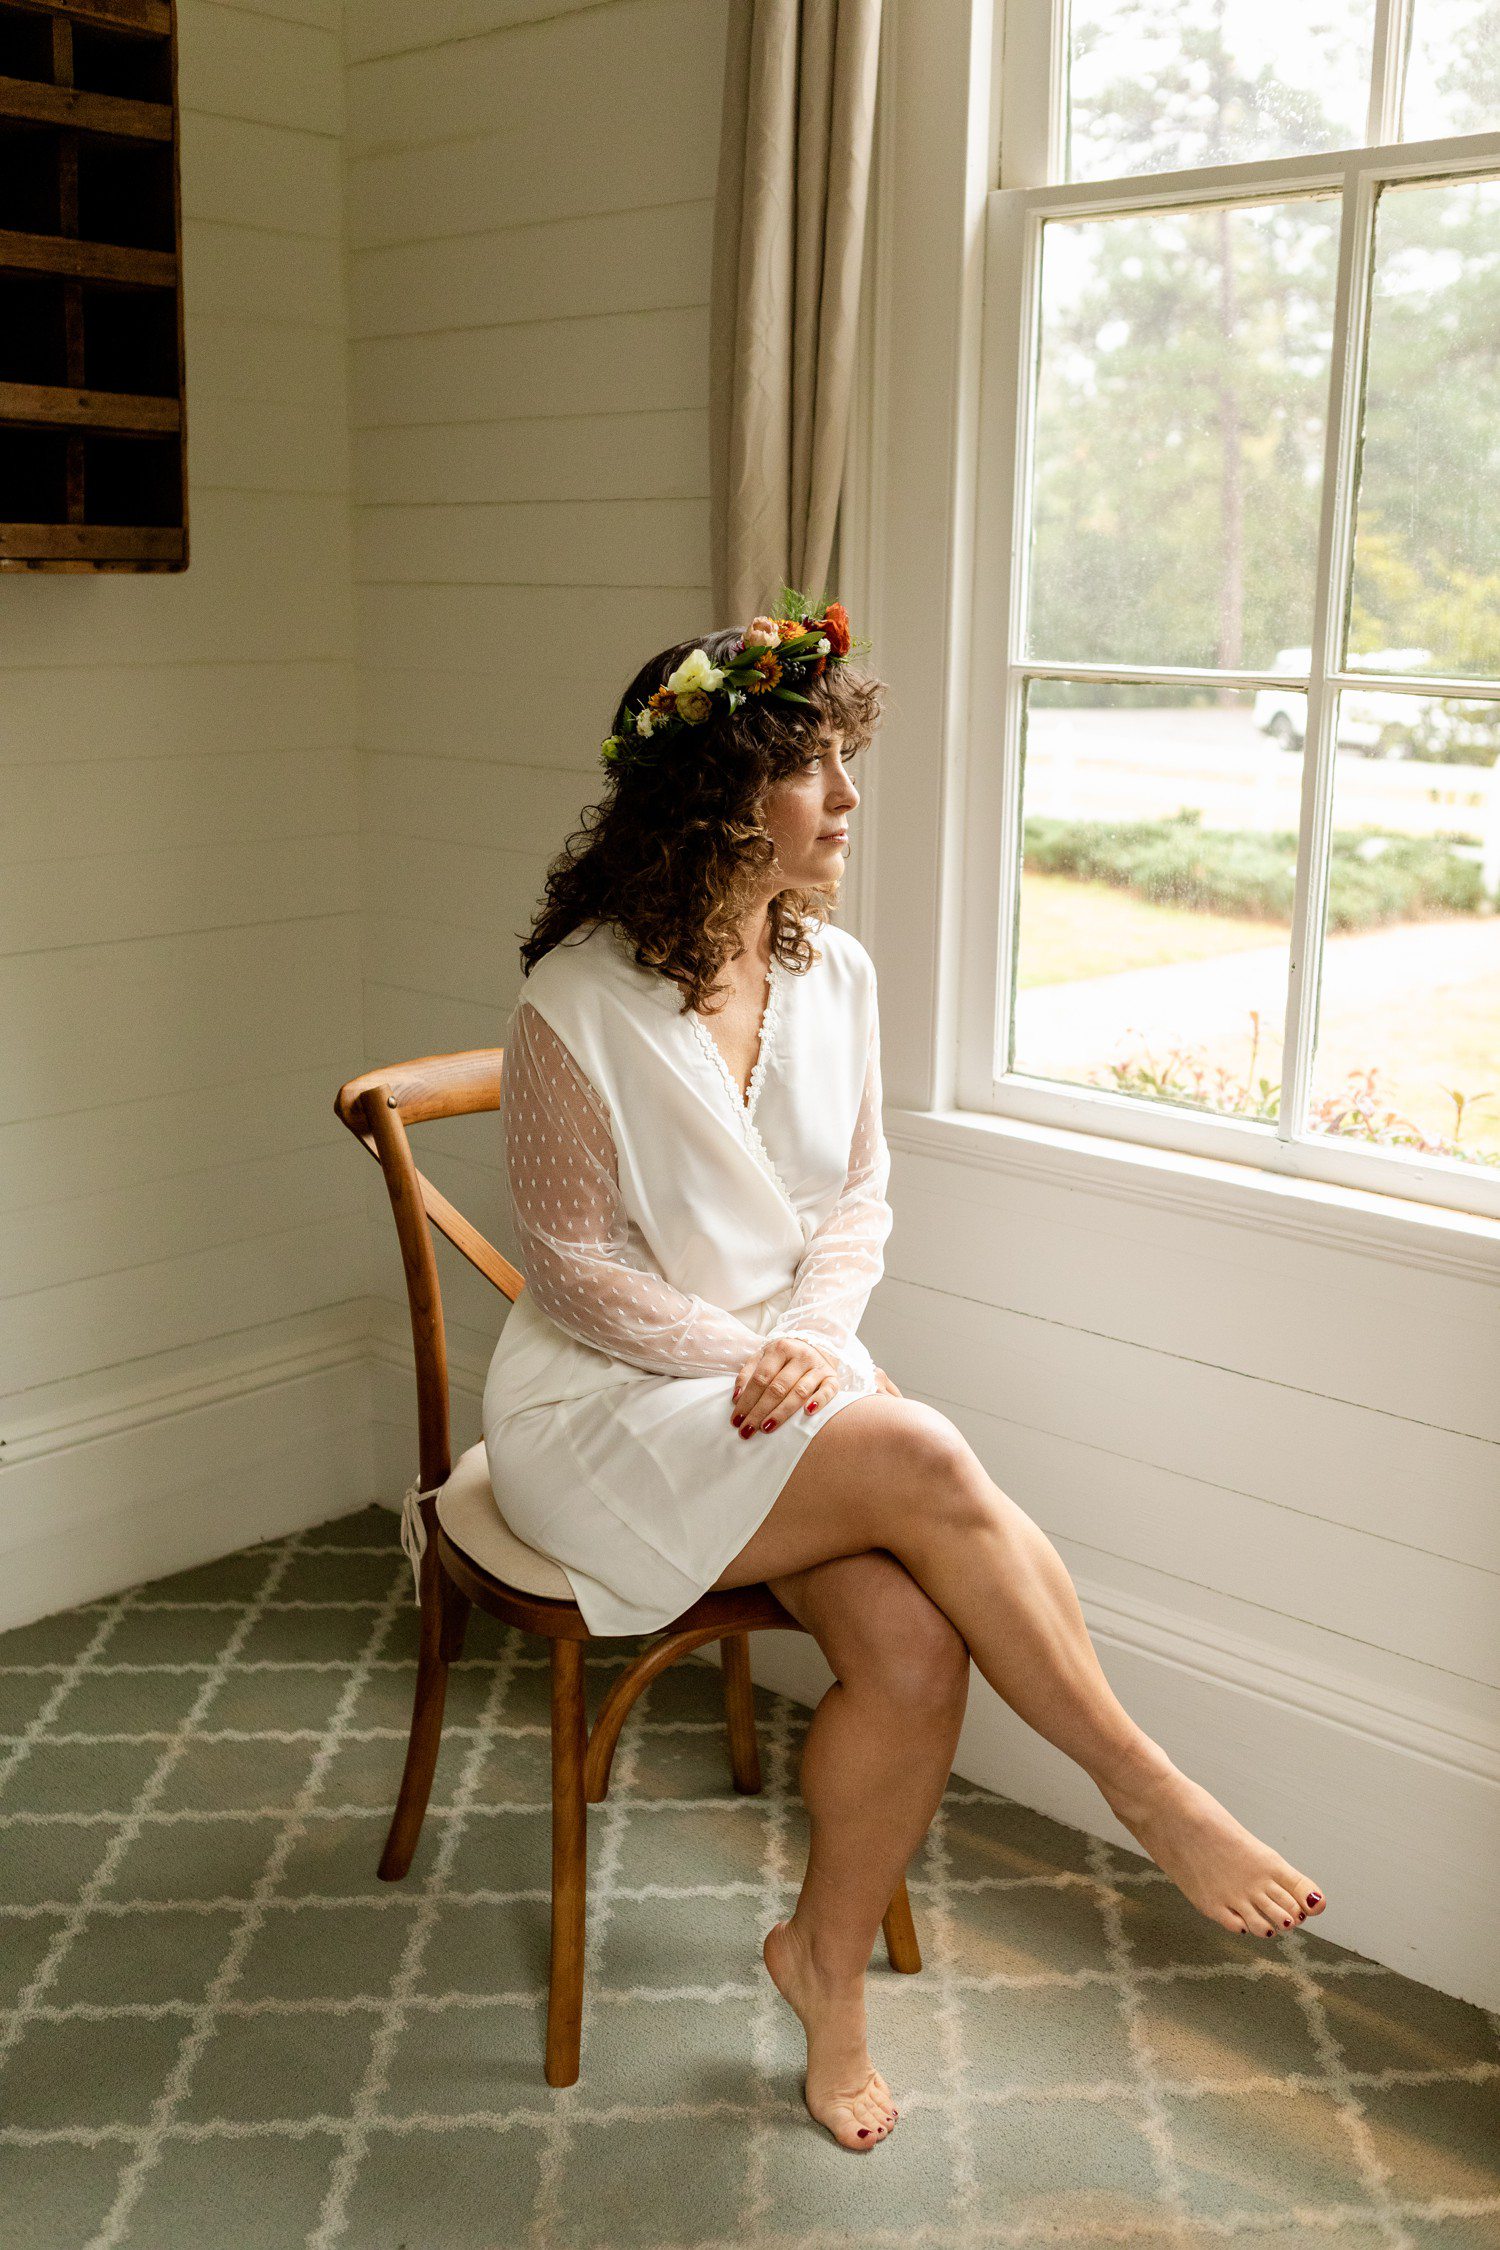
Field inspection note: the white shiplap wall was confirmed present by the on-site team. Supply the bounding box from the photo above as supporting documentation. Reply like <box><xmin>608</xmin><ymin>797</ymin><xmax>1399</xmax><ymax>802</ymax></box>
<box><xmin>0</xmin><ymin>0</ymin><xmax>371</xmax><ymax>1620</ymax></box>
<box><xmin>345</xmin><ymin>0</ymin><xmax>730</xmax><ymax>1467</ymax></box>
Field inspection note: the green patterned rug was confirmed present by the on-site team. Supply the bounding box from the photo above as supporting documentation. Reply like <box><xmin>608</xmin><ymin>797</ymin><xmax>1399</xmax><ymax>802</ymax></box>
<box><xmin>1</xmin><ymin>1505</ymin><xmax>1496</xmax><ymax>2248</ymax></box>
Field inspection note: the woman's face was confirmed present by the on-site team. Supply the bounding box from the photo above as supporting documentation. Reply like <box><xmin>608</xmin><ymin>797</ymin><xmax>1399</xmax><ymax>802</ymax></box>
<box><xmin>760</xmin><ymin>725</ymin><xmax>862</xmax><ymax>889</ymax></box>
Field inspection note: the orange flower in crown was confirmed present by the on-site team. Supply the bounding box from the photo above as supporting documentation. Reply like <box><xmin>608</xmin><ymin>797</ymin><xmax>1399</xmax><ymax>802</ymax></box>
<box><xmin>600</xmin><ymin>586</ymin><xmax>871</xmax><ymax>764</ymax></box>
<box><xmin>820</xmin><ymin>602</ymin><xmax>853</xmax><ymax>659</ymax></box>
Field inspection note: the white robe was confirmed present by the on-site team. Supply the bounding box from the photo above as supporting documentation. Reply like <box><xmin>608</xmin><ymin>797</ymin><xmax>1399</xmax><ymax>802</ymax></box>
<box><xmin>481</xmin><ymin>915</ymin><xmax>892</xmax><ymax>1634</ymax></box>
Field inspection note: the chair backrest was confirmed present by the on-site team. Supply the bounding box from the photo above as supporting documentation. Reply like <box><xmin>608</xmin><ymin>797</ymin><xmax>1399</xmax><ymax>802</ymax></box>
<box><xmin>335</xmin><ymin>1049</ymin><xmax>526</xmax><ymax>1492</ymax></box>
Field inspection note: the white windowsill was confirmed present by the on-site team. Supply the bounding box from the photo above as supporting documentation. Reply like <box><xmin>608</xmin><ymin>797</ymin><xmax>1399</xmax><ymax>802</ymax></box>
<box><xmin>885</xmin><ymin>1102</ymin><xmax>1500</xmax><ymax>1279</ymax></box>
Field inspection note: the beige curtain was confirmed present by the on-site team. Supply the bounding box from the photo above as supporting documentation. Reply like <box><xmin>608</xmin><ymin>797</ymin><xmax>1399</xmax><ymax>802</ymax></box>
<box><xmin>709</xmin><ymin>0</ymin><xmax>884</xmax><ymax>626</ymax></box>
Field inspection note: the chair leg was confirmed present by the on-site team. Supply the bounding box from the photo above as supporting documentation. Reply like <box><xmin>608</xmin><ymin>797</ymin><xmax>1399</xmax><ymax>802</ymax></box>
<box><xmin>439</xmin><ymin>1579</ymin><xmax>471</xmax><ymax>1663</ymax></box>
<box><xmin>546</xmin><ymin>1637</ymin><xmax>588</xmax><ymax>2087</ymax></box>
<box><xmin>882</xmin><ymin>1874</ymin><xmax>922</xmax><ymax>1973</ymax></box>
<box><xmin>377</xmin><ymin>1558</ymin><xmax>459</xmax><ymax>1883</ymax></box>
<box><xmin>720</xmin><ymin>1631</ymin><xmax>763</xmax><ymax>1794</ymax></box>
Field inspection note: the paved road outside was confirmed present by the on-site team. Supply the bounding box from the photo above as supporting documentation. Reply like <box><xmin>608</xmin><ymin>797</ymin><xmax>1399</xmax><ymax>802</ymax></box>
<box><xmin>1024</xmin><ymin>705</ymin><xmax>1499</xmax><ymax>859</ymax></box>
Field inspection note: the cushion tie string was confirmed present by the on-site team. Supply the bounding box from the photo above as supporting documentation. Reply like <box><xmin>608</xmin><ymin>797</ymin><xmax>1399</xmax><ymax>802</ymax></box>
<box><xmin>399</xmin><ymin>1477</ymin><xmax>444</xmax><ymax>1605</ymax></box>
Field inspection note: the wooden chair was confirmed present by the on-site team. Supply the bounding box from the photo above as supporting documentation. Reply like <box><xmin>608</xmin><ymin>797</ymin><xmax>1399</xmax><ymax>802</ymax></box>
<box><xmin>334</xmin><ymin>1049</ymin><xmax>923</xmax><ymax>2087</ymax></box>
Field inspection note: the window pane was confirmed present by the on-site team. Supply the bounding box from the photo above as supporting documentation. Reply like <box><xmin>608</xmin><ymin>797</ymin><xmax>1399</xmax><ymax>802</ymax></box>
<box><xmin>1305</xmin><ymin>692</ymin><xmax>1500</xmax><ymax>1168</ymax></box>
<box><xmin>1066</xmin><ymin>0</ymin><xmax>1376</xmax><ymax>183</ymax></box>
<box><xmin>1402</xmin><ymin>0</ymin><xmax>1500</xmax><ymax>140</ymax></box>
<box><xmin>1347</xmin><ymin>176</ymin><xmax>1500</xmax><ymax>680</ymax></box>
<box><xmin>1009</xmin><ymin>682</ymin><xmax>1303</xmax><ymax>1120</ymax></box>
<box><xmin>1027</xmin><ymin>200</ymin><xmax>1338</xmax><ymax>671</ymax></box>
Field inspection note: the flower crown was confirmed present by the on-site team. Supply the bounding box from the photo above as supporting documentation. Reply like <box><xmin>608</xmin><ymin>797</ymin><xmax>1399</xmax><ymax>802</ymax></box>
<box><xmin>600</xmin><ymin>586</ymin><xmax>868</xmax><ymax>767</ymax></box>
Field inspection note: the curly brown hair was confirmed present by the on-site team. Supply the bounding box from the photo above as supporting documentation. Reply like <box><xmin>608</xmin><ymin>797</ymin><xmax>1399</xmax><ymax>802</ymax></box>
<box><xmin>518</xmin><ymin>626</ymin><xmax>886</xmax><ymax>1012</ymax></box>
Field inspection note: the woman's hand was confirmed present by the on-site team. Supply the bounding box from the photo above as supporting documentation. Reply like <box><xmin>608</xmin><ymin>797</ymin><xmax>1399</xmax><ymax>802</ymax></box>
<box><xmin>731</xmin><ymin>1336</ymin><xmax>843</xmax><ymax>1435</ymax></box>
<box><xmin>873</xmin><ymin>1364</ymin><xmax>903</xmax><ymax>1397</ymax></box>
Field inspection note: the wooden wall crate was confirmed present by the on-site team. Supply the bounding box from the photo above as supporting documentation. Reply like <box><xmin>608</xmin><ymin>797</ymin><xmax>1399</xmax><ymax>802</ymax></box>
<box><xmin>0</xmin><ymin>0</ymin><xmax>186</xmax><ymax>571</ymax></box>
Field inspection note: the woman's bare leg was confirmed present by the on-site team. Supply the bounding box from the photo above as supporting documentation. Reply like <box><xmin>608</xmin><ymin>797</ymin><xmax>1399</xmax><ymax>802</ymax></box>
<box><xmin>713</xmin><ymin>1394</ymin><xmax>1324</xmax><ymax>1941</ymax></box>
<box><xmin>757</xmin><ymin>1549</ymin><xmax>971</xmax><ymax>2150</ymax></box>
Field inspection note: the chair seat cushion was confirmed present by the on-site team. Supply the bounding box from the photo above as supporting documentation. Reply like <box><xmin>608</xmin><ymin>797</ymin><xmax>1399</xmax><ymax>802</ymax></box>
<box><xmin>435</xmin><ymin>1441</ymin><xmax>576</xmax><ymax>1602</ymax></box>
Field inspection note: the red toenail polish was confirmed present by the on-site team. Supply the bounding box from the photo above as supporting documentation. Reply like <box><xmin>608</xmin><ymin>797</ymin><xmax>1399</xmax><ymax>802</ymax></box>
<box><xmin>1307</xmin><ymin>1892</ymin><xmax>1321</xmax><ymax>1904</ymax></box>
<box><xmin>1284</xmin><ymin>1919</ymin><xmax>1292</xmax><ymax>1927</ymax></box>
<box><xmin>858</xmin><ymin>2127</ymin><xmax>869</xmax><ymax>2137</ymax></box>
<box><xmin>740</xmin><ymin>1426</ymin><xmax>752</xmax><ymax>1438</ymax></box>
<box><xmin>761</xmin><ymin>1419</ymin><xmax>774</xmax><ymax>1431</ymax></box>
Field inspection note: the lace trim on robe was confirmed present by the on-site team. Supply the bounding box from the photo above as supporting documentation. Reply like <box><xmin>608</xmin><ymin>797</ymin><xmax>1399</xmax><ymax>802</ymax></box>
<box><xmin>685</xmin><ymin>956</ymin><xmax>801</xmax><ymax>1214</ymax></box>
<box><xmin>685</xmin><ymin>954</ymin><xmax>892</xmax><ymax>1393</ymax></box>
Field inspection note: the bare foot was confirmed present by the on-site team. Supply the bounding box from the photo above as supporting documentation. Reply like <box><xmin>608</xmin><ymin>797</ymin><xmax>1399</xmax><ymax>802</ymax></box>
<box><xmin>1104</xmin><ymin>1761</ymin><xmax>1326</xmax><ymax>1938</ymax></box>
<box><xmin>761</xmin><ymin>1918</ymin><xmax>899</xmax><ymax>2150</ymax></box>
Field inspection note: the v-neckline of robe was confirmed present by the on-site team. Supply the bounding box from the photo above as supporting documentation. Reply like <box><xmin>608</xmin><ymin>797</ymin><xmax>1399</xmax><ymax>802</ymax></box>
<box><xmin>690</xmin><ymin>954</ymin><xmax>780</xmax><ymax>1116</ymax></box>
<box><xmin>684</xmin><ymin>957</ymin><xmax>803</xmax><ymax>1222</ymax></box>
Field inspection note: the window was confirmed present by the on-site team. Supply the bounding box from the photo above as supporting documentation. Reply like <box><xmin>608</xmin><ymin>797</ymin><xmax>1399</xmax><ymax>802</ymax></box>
<box><xmin>962</xmin><ymin>0</ymin><xmax>1500</xmax><ymax>1218</ymax></box>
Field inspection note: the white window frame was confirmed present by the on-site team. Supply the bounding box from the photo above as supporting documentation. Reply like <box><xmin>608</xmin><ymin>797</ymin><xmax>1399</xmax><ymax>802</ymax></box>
<box><xmin>880</xmin><ymin>0</ymin><xmax>1500</xmax><ymax>1229</ymax></box>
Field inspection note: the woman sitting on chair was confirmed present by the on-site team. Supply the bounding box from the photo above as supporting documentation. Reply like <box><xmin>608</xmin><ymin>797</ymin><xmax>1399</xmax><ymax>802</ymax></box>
<box><xmin>482</xmin><ymin>588</ymin><xmax>1326</xmax><ymax>2155</ymax></box>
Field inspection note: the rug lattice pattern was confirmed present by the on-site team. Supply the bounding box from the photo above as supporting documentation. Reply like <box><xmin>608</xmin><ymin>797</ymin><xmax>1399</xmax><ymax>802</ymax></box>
<box><xmin>2</xmin><ymin>1506</ymin><xmax>1497</xmax><ymax>2249</ymax></box>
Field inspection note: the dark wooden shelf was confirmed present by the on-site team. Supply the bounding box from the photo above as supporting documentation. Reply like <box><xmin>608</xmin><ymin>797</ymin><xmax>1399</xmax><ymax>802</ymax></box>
<box><xmin>0</xmin><ymin>379</ymin><xmax>180</xmax><ymax>430</ymax></box>
<box><xmin>0</xmin><ymin>70</ymin><xmax>170</xmax><ymax>136</ymax></box>
<box><xmin>0</xmin><ymin>223</ymin><xmax>174</xmax><ymax>282</ymax></box>
<box><xmin>30</xmin><ymin>3</ymin><xmax>171</xmax><ymax>32</ymax></box>
<box><xmin>0</xmin><ymin>519</ymin><xmax>182</xmax><ymax>560</ymax></box>
<box><xmin>0</xmin><ymin>0</ymin><xmax>185</xmax><ymax>573</ymax></box>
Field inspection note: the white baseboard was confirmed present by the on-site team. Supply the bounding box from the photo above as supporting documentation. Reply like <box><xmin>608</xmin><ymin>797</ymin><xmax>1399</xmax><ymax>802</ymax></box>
<box><xmin>0</xmin><ymin>1318</ymin><xmax>377</xmax><ymax>1633</ymax></box>
<box><xmin>699</xmin><ymin>1586</ymin><xmax>1500</xmax><ymax>2015</ymax></box>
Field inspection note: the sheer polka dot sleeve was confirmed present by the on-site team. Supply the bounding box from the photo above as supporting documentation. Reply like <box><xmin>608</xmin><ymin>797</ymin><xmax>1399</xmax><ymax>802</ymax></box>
<box><xmin>766</xmin><ymin>1000</ymin><xmax>893</xmax><ymax>1387</ymax></box>
<box><xmin>501</xmin><ymin>998</ymin><xmax>767</xmax><ymax>1376</ymax></box>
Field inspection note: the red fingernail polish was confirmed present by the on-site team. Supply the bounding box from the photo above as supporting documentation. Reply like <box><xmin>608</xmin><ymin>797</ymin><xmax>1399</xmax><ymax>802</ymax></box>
<box><xmin>806</xmin><ymin>1399</ymin><xmax>819</xmax><ymax>1413</ymax></box>
<box><xmin>761</xmin><ymin>1419</ymin><xmax>774</xmax><ymax>1431</ymax></box>
<box><xmin>740</xmin><ymin>1426</ymin><xmax>752</xmax><ymax>1439</ymax></box>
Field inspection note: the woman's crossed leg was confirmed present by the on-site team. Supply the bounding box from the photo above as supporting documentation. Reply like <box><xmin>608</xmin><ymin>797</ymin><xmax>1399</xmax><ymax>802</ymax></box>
<box><xmin>712</xmin><ymin>1392</ymin><xmax>1325</xmax><ymax>2142</ymax></box>
<box><xmin>756</xmin><ymin>1548</ymin><xmax>970</xmax><ymax>2150</ymax></box>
